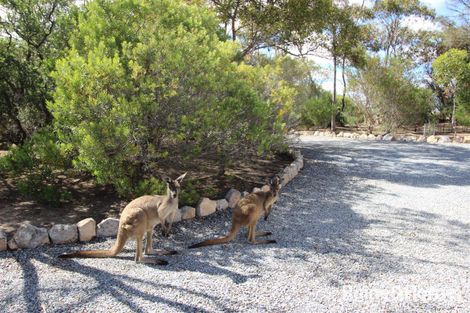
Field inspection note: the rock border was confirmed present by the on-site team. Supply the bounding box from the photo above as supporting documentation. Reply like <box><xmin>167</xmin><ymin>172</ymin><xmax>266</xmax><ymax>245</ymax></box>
<box><xmin>0</xmin><ymin>150</ymin><xmax>304</xmax><ymax>252</ymax></box>
<box><xmin>296</xmin><ymin>130</ymin><xmax>470</xmax><ymax>145</ymax></box>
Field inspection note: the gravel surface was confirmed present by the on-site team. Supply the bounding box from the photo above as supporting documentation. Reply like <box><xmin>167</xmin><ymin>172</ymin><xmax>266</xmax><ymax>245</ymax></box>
<box><xmin>1</xmin><ymin>136</ymin><xmax>469</xmax><ymax>312</ymax></box>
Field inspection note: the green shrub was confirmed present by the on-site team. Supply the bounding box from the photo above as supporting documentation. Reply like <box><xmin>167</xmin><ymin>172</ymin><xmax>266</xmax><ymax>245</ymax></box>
<box><xmin>49</xmin><ymin>0</ymin><xmax>285</xmax><ymax>197</ymax></box>
<box><xmin>179</xmin><ymin>180</ymin><xmax>201</xmax><ymax>206</ymax></box>
<box><xmin>17</xmin><ymin>172</ymin><xmax>71</xmax><ymax>206</ymax></box>
<box><xmin>301</xmin><ymin>92</ymin><xmax>335</xmax><ymax>128</ymax></box>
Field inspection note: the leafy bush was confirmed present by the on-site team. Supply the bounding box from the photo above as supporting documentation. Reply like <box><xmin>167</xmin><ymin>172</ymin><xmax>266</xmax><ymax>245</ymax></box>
<box><xmin>49</xmin><ymin>0</ymin><xmax>286</xmax><ymax>197</ymax></box>
<box><xmin>16</xmin><ymin>171</ymin><xmax>71</xmax><ymax>206</ymax></box>
<box><xmin>179</xmin><ymin>180</ymin><xmax>201</xmax><ymax>206</ymax></box>
<box><xmin>301</xmin><ymin>92</ymin><xmax>335</xmax><ymax>128</ymax></box>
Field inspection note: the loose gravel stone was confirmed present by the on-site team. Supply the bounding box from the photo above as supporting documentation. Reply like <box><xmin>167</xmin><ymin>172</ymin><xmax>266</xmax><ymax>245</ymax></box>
<box><xmin>0</xmin><ymin>136</ymin><xmax>469</xmax><ymax>312</ymax></box>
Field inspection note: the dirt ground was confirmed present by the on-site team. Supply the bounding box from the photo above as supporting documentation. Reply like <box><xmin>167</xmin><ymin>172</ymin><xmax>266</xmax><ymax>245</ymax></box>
<box><xmin>0</xmin><ymin>153</ymin><xmax>292</xmax><ymax>235</ymax></box>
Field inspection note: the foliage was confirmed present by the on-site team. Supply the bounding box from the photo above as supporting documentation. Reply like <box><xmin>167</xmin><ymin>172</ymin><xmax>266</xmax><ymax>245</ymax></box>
<box><xmin>301</xmin><ymin>92</ymin><xmax>335</xmax><ymax>128</ymax></box>
<box><xmin>433</xmin><ymin>49</ymin><xmax>470</xmax><ymax>125</ymax></box>
<box><xmin>348</xmin><ymin>57</ymin><xmax>433</xmax><ymax>131</ymax></box>
<box><xmin>49</xmin><ymin>0</ymin><xmax>286</xmax><ymax>197</ymax></box>
<box><xmin>0</xmin><ymin>0</ymin><xmax>78</xmax><ymax>144</ymax></box>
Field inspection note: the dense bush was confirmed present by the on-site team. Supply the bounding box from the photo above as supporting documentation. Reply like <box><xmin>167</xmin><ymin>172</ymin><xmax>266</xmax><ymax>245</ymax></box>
<box><xmin>49</xmin><ymin>0</ymin><xmax>286</xmax><ymax>197</ymax></box>
<box><xmin>301</xmin><ymin>92</ymin><xmax>335</xmax><ymax>128</ymax></box>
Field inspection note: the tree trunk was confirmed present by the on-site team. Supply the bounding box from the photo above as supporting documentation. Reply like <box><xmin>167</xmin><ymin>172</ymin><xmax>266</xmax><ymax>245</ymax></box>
<box><xmin>331</xmin><ymin>40</ymin><xmax>337</xmax><ymax>131</ymax></box>
<box><xmin>341</xmin><ymin>57</ymin><xmax>346</xmax><ymax>112</ymax></box>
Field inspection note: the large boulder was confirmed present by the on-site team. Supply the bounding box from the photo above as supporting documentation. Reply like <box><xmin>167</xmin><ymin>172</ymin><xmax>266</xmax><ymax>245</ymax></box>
<box><xmin>225</xmin><ymin>188</ymin><xmax>241</xmax><ymax>208</ymax></box>
<box><xmin>216</xmin><ymin>199</ymin><xmax>229</xmax><ymax>211</ymax></box>
<box><xmin>13</xmin><ymin>224</ymin><xmax>50</xmax><ymax>249</ymax></box>
<box><xmin>0</xmin><ymin>231</ymin><xmax>7</xmax><ymax>251</ymax></box>
<box><xmin>49</xmin><ymin>224</ymin><xmax>78</xmax><ymax>244</ymax></box>
<box><xmin>77</xmin><ymin>218</ymin><xmax>96</xmax><ymax>242</ymax></box>
<box><xmin>196</xmin><ymin>198</ymin><xmax>217</xmax><ymax>217</ymax></box>
<box><xmin>181</xmin><ymin>206</ymin><xmax>196</xmax><ymax>220</ymax></box>
<box><xmin>97</xmin><ymin>218</ymin><xmax>120</xmax><ymax>237</ymax></box>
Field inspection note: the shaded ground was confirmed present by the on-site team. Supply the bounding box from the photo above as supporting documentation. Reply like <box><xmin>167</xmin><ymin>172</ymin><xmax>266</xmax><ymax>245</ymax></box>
<box><xmin>0</xmin><ymin>153</ymin><xmax>292</xmax><ymax>234</ymax></box>
<box><xmin>0</xmin><ymin>137</ymin><xmax>469</xmax><ymax>312</ymax></box>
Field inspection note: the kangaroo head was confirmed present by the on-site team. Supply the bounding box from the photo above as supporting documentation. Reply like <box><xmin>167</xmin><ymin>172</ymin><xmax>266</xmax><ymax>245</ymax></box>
<box><xmin>264</xmin><ymin>175</ymin><xmax>281</xmax><ymax>221</ymax></box>
<box><xmin>164</xmin><ymin>172</ymin><xmax>187</xmax><ymax>199</ymax></box>
<box><xmin>269</xmin><ymin>175</ymin><xmax>281</xmax><ymax>196</ymax></box>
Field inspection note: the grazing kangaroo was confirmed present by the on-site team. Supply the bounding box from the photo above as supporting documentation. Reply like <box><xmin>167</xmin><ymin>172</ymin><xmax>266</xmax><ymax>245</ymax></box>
<box><xmin>59</xmin><ymin>173</ymin><xmax>187</xmax><ymax>265</ymax></box>
<box><xmin>189</xmin><ymin>176</ymin><xmax>281</xmax><ymax>249</ymax></box>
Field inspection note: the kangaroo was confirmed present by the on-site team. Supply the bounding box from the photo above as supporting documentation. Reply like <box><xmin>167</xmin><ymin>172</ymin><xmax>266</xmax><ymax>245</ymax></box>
<box><xmin>59</xmin><ymin>173</ymin><xmax>187</xmax><ymax>265</ymax></box>
<box><xmin>188</xmin><ymin>176</ymin><xmax>281</xmax><ymax>249</ymax></box>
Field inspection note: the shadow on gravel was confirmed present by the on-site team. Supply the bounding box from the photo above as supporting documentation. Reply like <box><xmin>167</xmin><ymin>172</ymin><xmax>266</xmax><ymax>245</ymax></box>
<box><xmin>2</xmin><ymin>249</ymin><xmax>238</xmax><ymax>312</ymax></box>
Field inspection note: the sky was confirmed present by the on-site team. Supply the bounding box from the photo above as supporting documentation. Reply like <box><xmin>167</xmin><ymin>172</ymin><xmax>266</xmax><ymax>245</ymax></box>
<box><xmin>317</xmin><ymin>0</ymin><xmax>459</xmax><ymax>93</ymax></box>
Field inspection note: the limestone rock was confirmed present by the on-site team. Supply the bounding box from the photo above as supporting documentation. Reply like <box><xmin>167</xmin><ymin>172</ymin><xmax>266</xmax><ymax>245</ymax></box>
<box><xmin>359</xmin><ymin>133</ymin><xmax>368</xmax><ymax>140</ymax></box>
<box><xmin>382</xmin><ymin>134</ymin><xmax>395</xmax><ymax>141</ymax></box>
<box><xmin>252</xmin><ymin>187</ymin><xmax>261</xmax><ymax>193</ymax></box>
<box><xmin>197</xmin><ymin>198</ymin><xmax>217</xmax><ymax>217</ymax></box>
<box><xmin>49</xmin><ymin>224</ymin><xmax>78</xmax><ymax>244</ymax></box>
<box><xmin>97</xmin><ymin>218</ymin><xmax>120</xmax><ymax>237</ymax></box>
<box><xmin>261</xmin><ymin>185</ymin><xmax>271</xmax><ymax>192</ymax></box>
<box><xmin>463</xmin><ymin>136</ymin><xmax>470</xmax><ymax>144</ymax></box>
<box><xmin>375</xmin><ymin>134</ymin><xmax>383</xmax><ymax>140</ymax></box>
<box><xmin>216</xmin><ymin>199</ymin><xmax>229</xmax><ymax>211</ymax></box>
<box><xmin>225</xmin><ymin>188</ymin><xmax>241</xmax><ymax>208</ymax></box>
<box><xmin>242</xmin><ymin>191</ymin><xmax>249</xmax><ymax>197</ymax></box>
<box><xmin>13</xmin><ymin>224</ymin><xmax>50</xmax><ymax>249</ymax></box>
<box><xmin>8</xmin><ymin>238</ymin><xmax>18</xmax><ymax>250</ymax></box>
<box><xmin>367</xmin><ymin>134</ymin><xmax>376</xmax><ymax>140</ymax></box>
<box><xmin>77</xmin><ymin>218</ymin><xmax>96</xmax><ymax>242</ymax></box>
<box><xmin>438</xmin><ymin>136</ymin><xmax>451</xmax><ymax>143</ymax></box>
<box><xmin>181</xmin><ymin>206</ymin><xmax>196</xmax><ymax>220</ymax></box>
<box><xmin>417</xmin><ymin>135</ymin><xmax>426</xmax><ymax>143</ymax></box>
<box><xmin>314</xmin><ymin>130</ymin><xmax>320</xmax><ymax>136</ymax></box>
<box><xmin>0</xmin><ymin>231</ymin><xmax>6</xmax><ymax>251</ymax></box>
<box><xmin>427</xmin><ymin>135</ymin><xmax>438</xmax><ymax>144</ymax></box>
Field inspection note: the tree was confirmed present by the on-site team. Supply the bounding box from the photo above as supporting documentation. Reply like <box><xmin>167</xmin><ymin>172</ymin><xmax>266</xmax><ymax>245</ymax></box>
<box><xmin>205</xmin><ymin>0</ymin><xmax>332</xmax><ymax>58</ymax></box>
<box><xmin>0</xmin><ymin>0</ymin><xmax>76</xmax><ymax>143</ymax></box>
<box><xmin>348</xmin><ymin>57</ymin><xmax>433</xmax><ymax>131</ymax></box>
<box><xmin>49</xmin><ymin>0</ymin><xmax>285</xmax><ymax>196</ymax></box>
<box><xmin>433</xmin><ymin>49</ymin><xmax>470</xmax><ymax>127</ymax></box>
<box><xmin>371</xmin><ymin>0</ymin><xmax>435</xmax><ymax>65</ymax></box>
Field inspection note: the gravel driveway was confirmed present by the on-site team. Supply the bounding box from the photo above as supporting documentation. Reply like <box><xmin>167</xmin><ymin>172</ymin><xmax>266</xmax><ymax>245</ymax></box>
<box><xmin>1</xmin><ymin>136</ymin><xmax>469</xmax><ymax>312</ymax></box>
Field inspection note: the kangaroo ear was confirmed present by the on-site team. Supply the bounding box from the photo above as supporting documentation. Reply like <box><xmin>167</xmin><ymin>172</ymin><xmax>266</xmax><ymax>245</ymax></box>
<box><xmin>175</xmin><ymin>172</ymin><xmax>187</xmax><ymax>183</ymax></box>
<box><xmin>162</xmin><ymin>176</ymin><xmax>171</xmax><ymax>184</ymax></box>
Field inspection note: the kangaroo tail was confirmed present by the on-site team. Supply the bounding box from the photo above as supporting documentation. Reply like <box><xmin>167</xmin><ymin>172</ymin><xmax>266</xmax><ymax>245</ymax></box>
<box><xmin>59</xmin><ymin>230</ymin><xmax>127</xmax><ymax>259</ymax></box>
<box><xmin>189</xmin><ymin>223</ymin><xmax>241</xmax><ymax>249</ymax></box>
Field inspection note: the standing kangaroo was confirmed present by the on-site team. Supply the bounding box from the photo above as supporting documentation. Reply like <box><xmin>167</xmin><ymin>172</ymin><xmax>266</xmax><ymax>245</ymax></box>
<box><xmin>189</xmin><ymin>176</ymin><xmax>281</xmax><ymax>249</ymax></box>
<box><xmin>59</xmin><ymin>173</ymin><xmax>187</xmax><ymax>265</ymax></box>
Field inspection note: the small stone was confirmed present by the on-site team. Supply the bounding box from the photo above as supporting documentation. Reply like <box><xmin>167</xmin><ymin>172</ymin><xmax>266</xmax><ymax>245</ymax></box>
<box><xmin>216</xmin><ymin>199</ymin><xmax>229</xmax><ymax>211</ymax></box>
<box><xmin>438</xmin><ymin>135</ymin><xmax>451</xmax><ymax>143</ymax></box>
<box><xmin>77</xmin><ymin>218</ymin><xmax>96</xmax><ymax>242</ymax></box>
<box><xmin>314</xmin><ymin>130</ymin><xmax>320</xmax><ymax>136</ymax></box>
<box><xmin>97</xmin><ymin>218</ymin><xmax>120</xmax><ymax>237</ymax></box>
<box><xmin>8</xmin><ymin>238</ymin><xmax>18</xmax><ymax>250</ymax></box>
<box><xmin>427</xmin><ymin>135</ymin><xmax>438</xmax><ymax>144</ymax></box>
<box><xmin>382</xmin><ymin>134</ymin><xmax>395</xmax><ymax>141</ymax></box>
<box><xmin>261</xmin><ymin>185</ymin><xmax>270</xmax><ymax>192</ymax></box>
<box><xmin>49</xmin><ymin>224</ymin><xmax>78</xmax><ymax>244</ymax></box>
<box><xmin>197</xmin><ymin>198</ymin><xmax>217</xmax><ymax>217</ymax></box>
<box><xmin>0</xmin><ymin>231</ymin><xmax>7</xmax><ymax>251</ymax></box>
<box><xmin>225</xmin><ymin>188</ymin><xmax>241</xmax><ymax>209</ymax></box>
<box><xmin>403</xmin><ymin>136</ymin><xmax>417</xmax><ymax>142</ymax></box>
<box><xmin>181</xmin><ymin>206</ymin><xmax>196</xmax><ymax>220</ymax></box>
<box><xmin>367</xmin><ymin>134</ymin><xmax>376</xmax><ymax>140</ymax></box>
<box><xmin>417</xmin><ymin>135</ymin><xmax>426</xmax><ymax>142</ymax></box>
<box><xmin>13</xmin><ymin>224</ymin><xmax>50</xmax><ymax>249</ymax></box>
